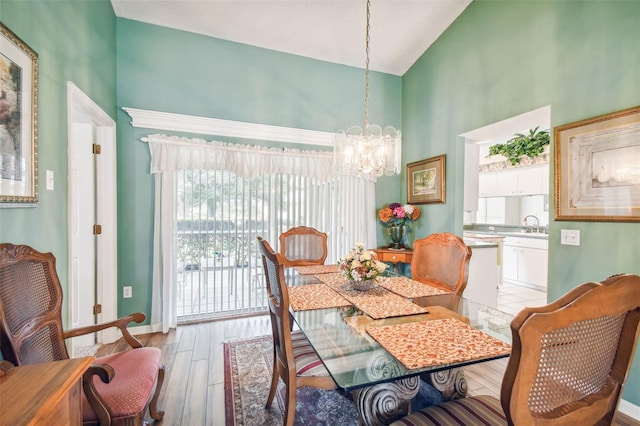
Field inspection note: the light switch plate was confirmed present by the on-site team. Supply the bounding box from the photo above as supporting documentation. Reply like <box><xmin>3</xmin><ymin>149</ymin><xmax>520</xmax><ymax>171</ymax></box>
<box><xmin>123</xmin><ymin>286</ymin><xmax>132</xmax><ymax>298</ymax></box>
<box><xmin>46</xmin><ymin>170</ymin><xmax>54</xmax><ymax>190</ymax></box>
<box><xmin>561</xmin><ymin>229</ymin><xmax>580</xmax><ymax>246</ymax></box>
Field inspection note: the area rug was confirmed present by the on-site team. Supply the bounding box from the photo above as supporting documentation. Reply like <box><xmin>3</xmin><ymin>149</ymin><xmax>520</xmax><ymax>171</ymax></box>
<box><xmin>224</xmin><ymin>335</ymin><xmax>359</xmax><ymax>425</ymax></box>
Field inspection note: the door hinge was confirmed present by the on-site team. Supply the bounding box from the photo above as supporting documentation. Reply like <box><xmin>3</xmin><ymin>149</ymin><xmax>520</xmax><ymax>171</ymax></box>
<box><xmin>92</xmin><ymin>143</ymin><xmax>101</xmax><ymax>154</ymax></box>
<box><xmin>93</xmin><ymin>224</ymin><xmax>102</xmax><ymax>235</ymax></box>
<box><xmin>93</xmin><ymin>304</ymin><xmax>102</xmax><ymax>315</ymax></box>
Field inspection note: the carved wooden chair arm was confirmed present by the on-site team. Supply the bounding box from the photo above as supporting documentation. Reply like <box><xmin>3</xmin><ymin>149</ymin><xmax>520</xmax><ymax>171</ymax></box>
<box><xmin>82</xmin><ymin>363</ymin><xmax>116</xmax><ymax>426</ymax></box>
<box><xmin>64</xmin><ymin>312</ymin><xmax>146</xmax><ymax>349</ymax></box>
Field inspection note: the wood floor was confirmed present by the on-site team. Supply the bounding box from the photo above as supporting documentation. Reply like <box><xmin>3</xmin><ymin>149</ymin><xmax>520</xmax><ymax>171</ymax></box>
<box><xmin>96</xmin><ymin>315</ymin><xmax>640</xmax><ymax>426</ymax></box>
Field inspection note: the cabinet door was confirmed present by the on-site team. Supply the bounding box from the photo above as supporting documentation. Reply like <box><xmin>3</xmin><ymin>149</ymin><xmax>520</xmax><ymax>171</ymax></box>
<box><xmin>496</xmin><ymin>169</ymin><xmax>517</xmax><ymax>196</ymax></box>
<box><xmin>517</xmin><ymin>166</ymin><xmax>544</xmax><ymax>195</ymax></box>
<box><xmin>517</xmin><ymin>247</ymin><xmax>548</xmax><ymax>288</ymax></box>
<box><xmin>478</xmin><ymin>173</ymin><xmax>497</xmax><ymax>197</ymax></box>
<box><xmin>502</xmin><ymin>244</ymin><xmax>518</xmax><ymax>282</ymax></box>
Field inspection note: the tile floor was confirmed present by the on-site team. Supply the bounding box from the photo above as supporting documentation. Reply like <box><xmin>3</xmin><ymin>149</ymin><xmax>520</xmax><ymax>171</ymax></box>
<box><xmin>496</xmin><ymin>282</ymin><xmax>547</xmax><ymax>315</ymax></box>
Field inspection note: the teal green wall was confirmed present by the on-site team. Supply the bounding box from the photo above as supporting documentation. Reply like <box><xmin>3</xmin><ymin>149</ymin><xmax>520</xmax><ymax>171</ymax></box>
<box><xmin>0</xmin><ymin>1</ymin><xmax>117</xmax><ymax>327</ymax></box>
<box><xmin>402</xmin><ymin>0</ymin><xmax>640</xmax><ymax>405</ymax></box>
<box><xmin>115</xmin><ymin>19</ymin><xmax>402</xmax><ymax>318</ymax></box>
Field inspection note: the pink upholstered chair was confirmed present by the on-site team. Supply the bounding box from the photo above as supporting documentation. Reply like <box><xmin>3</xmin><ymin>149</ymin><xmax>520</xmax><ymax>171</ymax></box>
<box><xmin>0</xmin><ymin>243</ymin><xmax>165</xmax><ymax>425</ymax></box>
<box><xmin>391</xmin><ymin>273</ymin><xmax>640</xmax><ymax>425</ymax></box>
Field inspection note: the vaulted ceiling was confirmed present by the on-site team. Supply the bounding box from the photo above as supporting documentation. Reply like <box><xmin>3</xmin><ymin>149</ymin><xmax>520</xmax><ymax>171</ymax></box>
<box><xmin>111</xmin><ymin>0</ymin><xmax>471</xmax><ymax>76</ymax></box>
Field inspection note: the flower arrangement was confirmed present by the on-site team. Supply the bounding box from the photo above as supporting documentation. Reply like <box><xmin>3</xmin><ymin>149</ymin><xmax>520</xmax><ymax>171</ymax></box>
<box><xmin>338</xmin><ymin>242</ymin><xmax>388</xmax><ymax>282</ymax></box>
<box><xmin>378</xmin><ymin>202</ymin><xmax>421</xmax><ymax>228</ymax></box>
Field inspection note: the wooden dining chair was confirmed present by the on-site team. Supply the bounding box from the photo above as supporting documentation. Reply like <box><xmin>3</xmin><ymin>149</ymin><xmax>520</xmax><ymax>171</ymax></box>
<box><xmin>391</xmin><ymin>273</ymin><xmax>640</xmax><ymax>426</ymax></box>
<box><xmin>0</xmin><ymin>243</ymin><xmax>165</xmax><ymax>425</ymax></box>
<box><xmin>257</xmin><ymin>237</ymin><xmax>337</xmax><ymax>426</ymax></box>
<box><xmin>410</xmin><ymin>232</ymin><xmax>472</xmax><ymax>296</ymax></box>
<box><xmin>278</xmin><ymin>226</ymin><xmax>328</xmax><ymax>267</ymax></box>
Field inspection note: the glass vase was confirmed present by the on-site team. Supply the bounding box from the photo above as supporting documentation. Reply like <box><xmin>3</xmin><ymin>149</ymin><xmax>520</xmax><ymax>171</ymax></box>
<box><xmin>388</xmin><ymin>225</ymin><xmax>406</xmax><ymax>250</ymax></box>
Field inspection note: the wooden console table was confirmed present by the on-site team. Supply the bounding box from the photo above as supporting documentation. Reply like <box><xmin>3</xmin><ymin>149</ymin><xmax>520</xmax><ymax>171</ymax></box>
<box><xmin>373</xmin><ymin>248</ymin><xmax>413</xmax><ymax>273</ymax></box>
<box><xmin>0</xmin><ymin>356</ymin><xmax>93</xmax><ymax>425</ymax></box>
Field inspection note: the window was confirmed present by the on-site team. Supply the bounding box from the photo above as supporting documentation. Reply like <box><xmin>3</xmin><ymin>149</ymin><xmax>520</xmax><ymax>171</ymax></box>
<box><xmin>175</xmin><ymin>169</ymin><xmax>373</xmax><ymax>321</ymax></box>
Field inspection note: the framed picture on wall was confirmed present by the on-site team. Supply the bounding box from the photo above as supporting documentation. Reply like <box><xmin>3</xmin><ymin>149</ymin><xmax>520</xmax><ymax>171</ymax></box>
<box><xmin>407</xmin><ymin>154</ymin><xmax>446</xmax><ymax>204</ymax></box>
<box><xmin>555</xmin><ymin>105</ymin><xmax>640</xmax><ymax>222</ymax></box>
<box><xmin>1</xmin><ymin>22</ymin><xmax>38</xmax><ymax>204</ymax></box>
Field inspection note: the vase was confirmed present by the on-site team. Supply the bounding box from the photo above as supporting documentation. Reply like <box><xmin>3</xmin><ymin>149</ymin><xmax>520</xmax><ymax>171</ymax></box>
<box><xmin>388</xmin><ymin>225</ymin><xmax>406</xmax><ymax>250</ymax></box>
<box><xmin>350</xmin><ymin>279</ymin><xmax>375</xmax><ymax>291</ymax></box>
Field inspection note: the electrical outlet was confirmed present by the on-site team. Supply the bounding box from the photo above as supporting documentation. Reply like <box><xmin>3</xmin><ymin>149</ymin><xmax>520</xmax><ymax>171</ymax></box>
<box><xmin>123</xmin><ymin>286</ymin><xmax>133</xmax><ymax>298</ymax></box>
<box><xmin>560</xmin><ymin>229</ymin><xmax>580</xmax><ymax>246</ymax></box>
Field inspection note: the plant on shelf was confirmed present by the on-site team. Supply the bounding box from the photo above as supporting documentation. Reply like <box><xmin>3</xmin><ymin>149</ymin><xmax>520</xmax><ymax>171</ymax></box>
<box><xmin>338</xmin><ymin>243</ymin><xmax>387</xmax><ymax>282</ymax></box>
<box><xmin>487</xmin><ymin>127</ymin><xmax>550</xmax><ymax>165</ymax></box>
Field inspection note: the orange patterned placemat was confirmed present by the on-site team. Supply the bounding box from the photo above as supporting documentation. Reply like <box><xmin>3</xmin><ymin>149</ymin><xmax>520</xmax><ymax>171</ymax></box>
<box><xmin>294</xmin><ymin>264</ymin><xmax>339</xmax><ymax>275</ymax></box>
<box><xmin>376</xmin><ymin>276</ymin><xmax>449</xmax><ymax>298</ymax></box>
<box><xmin>288</xmin><ymin>284</ymin><xmax>351</xmax><ymax>311</ymax></box>
<box><xmin>316</xmin><ymin>273</ymin><xmax>428</xmax><ymax>320</ymax></box>
<box><xmin>365</xmin><ymin>318</ymin><xmax>511</xmax><ymax>370</ymax></box>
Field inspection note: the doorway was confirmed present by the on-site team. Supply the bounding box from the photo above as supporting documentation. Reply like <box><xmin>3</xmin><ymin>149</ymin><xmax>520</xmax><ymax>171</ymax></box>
<box><xmin>67</xmin><ymin>82</ymin><xmax>118</xmax><ymax>356</ymax></box>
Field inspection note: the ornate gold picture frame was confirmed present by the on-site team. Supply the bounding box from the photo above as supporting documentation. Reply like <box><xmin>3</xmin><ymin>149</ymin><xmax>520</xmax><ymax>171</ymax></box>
<box><xmin>555</xmin><ymin>106</ymin><xmax>640</xmax><ymax>222</ymax></box>
<box><xmin>407</xmin><ymin>154</ymin><xmax>446</xmax><ymax>204</ymax></box>
<box><xmin>1</xmin><ymin>22</ymin><xmax>38</xmax><ymax>204</ymax></box>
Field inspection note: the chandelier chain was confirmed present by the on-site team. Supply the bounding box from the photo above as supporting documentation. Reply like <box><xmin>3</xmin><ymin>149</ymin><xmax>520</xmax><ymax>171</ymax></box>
<box><xmin>364</xmin><ymin>0</ymin><xmax>371</xmax><ymax>127</ymax></box>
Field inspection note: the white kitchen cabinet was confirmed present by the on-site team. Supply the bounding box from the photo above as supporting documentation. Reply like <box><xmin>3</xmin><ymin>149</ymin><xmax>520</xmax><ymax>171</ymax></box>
<box><xmin>479</xmin><ymin>169</ymin><xmax>517</xmax><ymax>197</ymax></box>
<box><xmin>502</xmin><ymin>236</ymin><xmax>548</xmax><ymax>289</ymax></box>
<box><xmin>478</xmin><ymin>164</ymin><xmax>549</xmax><ymax>197</ymax></box>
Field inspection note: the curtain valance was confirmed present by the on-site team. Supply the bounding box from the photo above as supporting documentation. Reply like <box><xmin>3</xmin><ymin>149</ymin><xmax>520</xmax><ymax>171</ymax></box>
<box><xmin>146</xmin><ymin>134</ymin><xmax>335</xmax><ymax>181</ymax></box>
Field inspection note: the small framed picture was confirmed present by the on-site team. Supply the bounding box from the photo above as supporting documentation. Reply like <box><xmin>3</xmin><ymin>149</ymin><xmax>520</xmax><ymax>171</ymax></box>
<box><xmin>407</xmin><ymin>154</ymin><xmax>446</xmax><ymax>204</ymax></box>
<box><xmin>1</xmin><ymin>22</ymin><xmax>39</xmax><ymax>204</ymax></box>
<box><xmin>555</xmin><ymin>106</ymin><xmax>640</xmax><ymax>222</ymax></box>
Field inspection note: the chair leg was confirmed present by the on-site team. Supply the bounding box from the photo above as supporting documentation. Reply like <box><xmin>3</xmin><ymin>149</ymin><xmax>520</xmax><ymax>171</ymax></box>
<box><xmin>283</xmin><ymin>380</ymin><xmax>297</xmax><ymax>426</ymax></box>
<box><xmin>265</xmin><ymin>362</ymin><xmax>279</xmax><ymax>408</ymax></box>
<box><xmin>149</xmin><ymin>364</ymin><xmax>166</xmax><ymax>421</ymax></box>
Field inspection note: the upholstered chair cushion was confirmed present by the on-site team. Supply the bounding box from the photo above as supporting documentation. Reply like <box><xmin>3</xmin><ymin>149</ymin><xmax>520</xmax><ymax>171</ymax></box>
<box><xmin>82</xmin><ymin>347</ymin><xmax>162</xmax><ymax>422</ymax></box>
<box><xmin>391</xmin><ymin>395</ymin><xmax>506</xmax><ymax>425</ymax></box>
<box><xmin>291</xmin><ymin>331</ymin><xmax>330</xmax><ymax>377</ymax></box>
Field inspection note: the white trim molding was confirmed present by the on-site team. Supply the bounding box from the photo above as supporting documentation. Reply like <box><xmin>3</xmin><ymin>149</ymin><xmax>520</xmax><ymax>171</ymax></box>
<box><xmin>123</xmin><ymin>107</ymin><xmax>335</xmax><ymax>147</ymax></box>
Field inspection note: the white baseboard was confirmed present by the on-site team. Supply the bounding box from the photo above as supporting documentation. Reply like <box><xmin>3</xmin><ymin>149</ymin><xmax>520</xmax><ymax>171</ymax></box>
<box><xmin>620</xmin><ymin>399</ymin><xmax>640</xmax><ymax>420</ymax></box>
<box><xmin>129</xmin><ymin>324</ymin><xmax>163</xmax><ymax>335</ymax></box>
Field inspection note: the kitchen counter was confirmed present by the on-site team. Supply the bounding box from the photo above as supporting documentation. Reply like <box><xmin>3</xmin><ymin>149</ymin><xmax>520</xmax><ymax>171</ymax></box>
<box><xmin>464</xmin><ymin>229</ymin><xmax>548</xmax><ymax>240</ymax></box>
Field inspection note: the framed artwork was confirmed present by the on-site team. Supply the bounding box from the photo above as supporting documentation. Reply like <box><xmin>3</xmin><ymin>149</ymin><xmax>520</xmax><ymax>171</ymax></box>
<box><xmin>407</xmin><ymin>154</ymin><xmax>446</xmax><ymax>204</ymax></box>
<box><xmin>555</xmin><ymin>105</ymin><xmax>640</xmax><ymax>222</ymax></box>
<box><xmin>1</xmin><ymin>22</ymin><xmax>38</xmax><ymax>204</ymax></box>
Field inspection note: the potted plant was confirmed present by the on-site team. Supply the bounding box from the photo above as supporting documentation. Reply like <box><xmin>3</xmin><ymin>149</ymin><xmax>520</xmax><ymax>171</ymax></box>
<box><xmin>487</xmin><ymin>127</ymin><xmax>550</xmax><ymax>165</ymax></box>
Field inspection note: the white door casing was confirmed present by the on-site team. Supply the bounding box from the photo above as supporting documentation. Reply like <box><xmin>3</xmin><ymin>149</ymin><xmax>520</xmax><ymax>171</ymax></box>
<box><xmin>67</xmin><ymin>82</ymin><xmax>118</xmax><ymax>352</ymax></box>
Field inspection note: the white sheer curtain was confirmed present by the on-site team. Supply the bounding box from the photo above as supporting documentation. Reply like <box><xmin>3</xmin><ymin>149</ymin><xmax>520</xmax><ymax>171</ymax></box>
<box><xmin>146</xmin><ymin>134</ymin><xmax>376</xmax><ymax>332</ymax></box>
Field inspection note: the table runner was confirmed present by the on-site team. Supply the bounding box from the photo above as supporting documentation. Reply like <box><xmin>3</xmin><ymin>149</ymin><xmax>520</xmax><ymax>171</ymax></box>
<box><xmin>376</xmin><ymin>276</ymin><xmax>448</xmax><ymax>298</ymax></box>
<box><xmin>365</xmin><ymin>318</ymin><xmax>511</xmax><ymax>370</ymax></box>
<box><xmin>294</xmin><ymin>264</ymin><xmax>339</xmax><ymax>275</ymax></box>
<box><xmin>288</xmin><ymin>284</ymin><xmax>351</xmax><ymax>311</ymax></box>
<box><xmin>315</xmin><ymin>273</ymin><xmax>428</xmax><ymax>319</ymax></box>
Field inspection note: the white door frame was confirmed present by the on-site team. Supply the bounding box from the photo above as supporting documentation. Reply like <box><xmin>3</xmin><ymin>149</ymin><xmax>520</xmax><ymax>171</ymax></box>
<box><xmin>67</xmin><ymin>82</ymin><xmax>118</xmax><ymax>345</ymax></box>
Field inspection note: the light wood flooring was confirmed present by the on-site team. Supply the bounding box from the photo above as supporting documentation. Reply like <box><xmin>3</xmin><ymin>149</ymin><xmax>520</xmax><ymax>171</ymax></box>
<box><xmin>96</xmin><ymin>314</ymin><xmax>639</xmax><ymax>426</ymax></box>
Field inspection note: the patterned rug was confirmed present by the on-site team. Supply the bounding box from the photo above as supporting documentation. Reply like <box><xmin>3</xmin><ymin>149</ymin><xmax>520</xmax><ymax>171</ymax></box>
<box><xmin>224</xmin><ymin>335</ymin><xmax>359</xmax><ymax>425</ymax></box>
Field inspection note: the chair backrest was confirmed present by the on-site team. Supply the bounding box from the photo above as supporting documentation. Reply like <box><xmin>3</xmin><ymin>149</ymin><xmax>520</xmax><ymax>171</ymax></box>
<box><xmin>410</xmin><ymin>232</ymin><xmax>472</xmax><ymax>296</ymax></box>
<box><xmin>279</xmin><ymin>226</ymin><xmax>328</xmax><ymax>267</ymax></box>
<box><xmin>0</xmin><ymin>243</ymin><xmax>70</xmax><ymax>365</ymax></box>
<box><xmin>501</xmin><ymin>273</ymin><xmax>640</xmax><ymax>425</ymax></box>
<box><xmin>257</xmin><ymin>237</ymin><xmax>296</xmax><ymax>370</ymax></box>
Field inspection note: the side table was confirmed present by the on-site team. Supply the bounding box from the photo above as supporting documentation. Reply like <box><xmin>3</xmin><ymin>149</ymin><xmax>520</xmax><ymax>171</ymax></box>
<box><xmin>373</xmin><ymin>248</ymin><xmax>413</xmax><ymax>274</ymax></box>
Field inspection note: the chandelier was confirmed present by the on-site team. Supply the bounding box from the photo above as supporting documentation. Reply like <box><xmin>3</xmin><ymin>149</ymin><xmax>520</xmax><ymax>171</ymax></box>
<box><xmin>334</xmin><ymin>0</ymin><xmax>401</xmax><ymax>178</ymax></box>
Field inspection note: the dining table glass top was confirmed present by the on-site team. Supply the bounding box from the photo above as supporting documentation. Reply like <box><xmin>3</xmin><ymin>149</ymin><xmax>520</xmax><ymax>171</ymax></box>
<box><xmin>285</xmin><ymin>267</ymin><xmax>513</xmax><ymax>392</ymax></box>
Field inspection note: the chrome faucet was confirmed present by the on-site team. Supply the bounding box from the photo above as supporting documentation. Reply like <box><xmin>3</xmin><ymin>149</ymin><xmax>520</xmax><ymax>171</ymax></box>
<box><xmin>523</xmin><ymin>215</ymin><xmax>540</xmax><ymax>233</ymax></box>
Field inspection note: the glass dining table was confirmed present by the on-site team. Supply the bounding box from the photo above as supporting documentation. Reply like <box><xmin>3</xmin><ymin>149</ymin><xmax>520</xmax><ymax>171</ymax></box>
<box><xmin>285</xmin><ymin>266</ymin><xmax>513</xmax><ymax>425</ymax></box>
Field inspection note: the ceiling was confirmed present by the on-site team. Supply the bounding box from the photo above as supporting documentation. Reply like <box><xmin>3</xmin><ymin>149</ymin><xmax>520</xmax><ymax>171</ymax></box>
<box><xmin>110</xmin><ymin>0</ymin><xmax>472</xmax><ymax>76</ymax></box>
